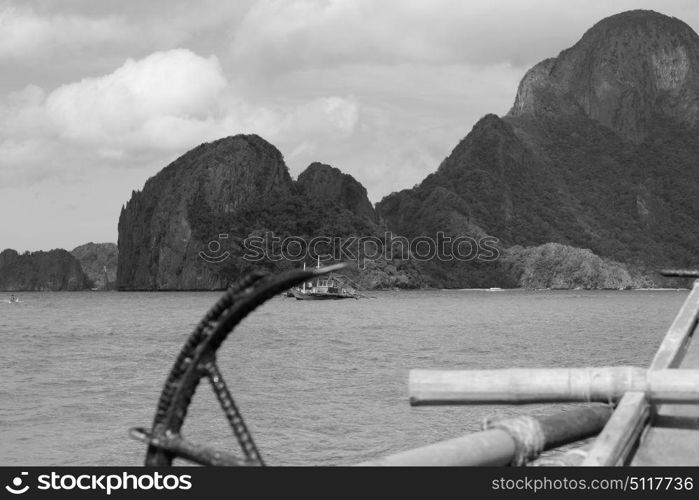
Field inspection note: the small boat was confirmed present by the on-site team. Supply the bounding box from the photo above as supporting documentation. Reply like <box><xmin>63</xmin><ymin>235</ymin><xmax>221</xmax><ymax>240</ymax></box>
<box><xmin>487</xmin><ymin>287</ymin><xmax>504</xmax><ymax>292</ymax></box>
<box><xmin>290</xmin><ymin>259</ymin><xmax>359</xmax><ymax>300</ymax></box>
<box><xmin>291</xmin><ymin>284</ymin><xmax>357</xmax><ymax>300</ymax></box>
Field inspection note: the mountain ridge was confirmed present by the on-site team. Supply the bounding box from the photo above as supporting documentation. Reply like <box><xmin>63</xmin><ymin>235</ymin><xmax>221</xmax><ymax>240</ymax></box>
<box><xmin>508</xmin><ymin>9</ymin><xmax>699</xmax><ymax>142</ymax></box>
<box><xmin>115</xmin><ymin>10</ymin><xmax>699</xmax><ymax>290</ymax></box>
<box><xmin>376</xmin><ymin>10</ymin><xmax>699</xmax><ymax>286</ymax></box>
<box><xmin>116</xmin><ymin>134</ymin><xmax>424</xmax><ymax>290</ymax></box>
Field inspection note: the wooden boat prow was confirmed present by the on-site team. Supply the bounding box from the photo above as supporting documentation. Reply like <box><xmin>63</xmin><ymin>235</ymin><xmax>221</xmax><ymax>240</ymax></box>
<box><xmin>374</xmin><ymin>273</ymin><xmax>699</xmax><ymax>467</ymax></box>
<box><xmin>631</xmin><ymin>339</ymin><xmax>699</xmax><ymax>465</ymax></box>
<box><xmin>584</xmin><ymin>278</ymin><xmax>699</xmax><ymax>466</ymax></box>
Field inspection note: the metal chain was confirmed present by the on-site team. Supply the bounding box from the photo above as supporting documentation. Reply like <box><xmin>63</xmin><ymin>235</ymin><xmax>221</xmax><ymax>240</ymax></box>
<box><xmin>204</xmin><ymin>360</ymin><xmax>264</xmax><ymax>465</ymax></box>
<box><xmin>141</xmin><ymin>265</ymin><xmax>345</xmax><ymax>466</ymax></box>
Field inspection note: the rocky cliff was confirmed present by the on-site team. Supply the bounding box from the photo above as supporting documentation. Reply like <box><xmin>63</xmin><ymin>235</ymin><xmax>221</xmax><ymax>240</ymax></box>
<box><xmin>377</xmin><ymin>10</ymin><xmax>699</xmax><ymax>286</ymax></box>
<box><xmin>297</xmin><ymin>162</ymin><xmax>377</xmax><ymax>221</ymax></box>
<box><xmin>117</xmin><ymin>135</ymin><xmax>415</xmax><ymax>289</ymax></box>
<box><xmin>118</xmin><ymin>11</ymin><xmax>699</xmax><ymax>290</ymax></box>
<box><xmin>118</xmin><ymin>135</ymin><xmax>293</xmax><ymax>289</ymax></box>
<box><xmin>0</xmin><ymin>249</ymin><xmax>92</xmax><ymax>291</ymax></box>
<box><xmin>510</xmin><ymin>10</ymin><xmax>699</xmax><ymax>142</ymax></box>
<box><xmin>72</xmin><ymin>242</ymin><xmax>118</xmax><ymax>290</ymax></box>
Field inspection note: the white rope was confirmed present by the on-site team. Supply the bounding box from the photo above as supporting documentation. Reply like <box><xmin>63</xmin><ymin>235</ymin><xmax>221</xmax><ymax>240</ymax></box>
<box><xmin>482</xmin><ymin>415</ymin><xmax>546</xmax><ymax>466</ymax></box>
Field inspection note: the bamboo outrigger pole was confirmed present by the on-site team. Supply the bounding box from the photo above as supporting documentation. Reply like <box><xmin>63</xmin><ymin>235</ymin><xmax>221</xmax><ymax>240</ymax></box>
<box><xmin>582</xmin><ymin>279</ymin><xmax>699</xmax><ymax>465</ymax></box>
<box><xmin>660</xmin><ymin>269</ymin><xmax>699</xmax><ymax>278</ymax></box>
<box><xmin>357</xmin><ymin>405</ymin><xmax>612</xmax><ymax>466</ymax></box>
<box><xmin>360</xmin><ymin>277</ymin><xmax>699</xmax><ymax>467</ymax></box>
<box><xmin>409</xmin><ymin>367</ymin><xmax>699</xmax><ymax>405</ymax></box>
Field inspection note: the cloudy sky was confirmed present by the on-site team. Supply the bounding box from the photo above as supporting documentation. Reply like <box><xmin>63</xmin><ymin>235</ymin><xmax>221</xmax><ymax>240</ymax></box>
<box><xmin>3</xmin><ymin>0</ymin><xmax>699</xmax><ymax>251</ymax></box>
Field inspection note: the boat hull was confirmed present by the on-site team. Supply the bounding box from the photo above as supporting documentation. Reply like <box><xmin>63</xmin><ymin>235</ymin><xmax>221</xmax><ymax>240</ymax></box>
<box><xmin>291</xmin><ymin>290</ymin><xmax>356</xmax><ymax>300</ymax></box>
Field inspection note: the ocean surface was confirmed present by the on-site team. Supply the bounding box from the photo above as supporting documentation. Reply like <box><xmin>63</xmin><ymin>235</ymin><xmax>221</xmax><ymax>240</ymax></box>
<box><xmin>0</xmin><ymin>289</ymin><xmax>689</xmax><ymax>466</ymax></box>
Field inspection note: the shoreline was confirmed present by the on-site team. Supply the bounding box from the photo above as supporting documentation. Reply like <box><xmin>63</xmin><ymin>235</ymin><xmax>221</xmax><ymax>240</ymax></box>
<box><xmin>2</xmin><ymin>287</ymin><xmax>692</xmax><ymax>293</ymax></box>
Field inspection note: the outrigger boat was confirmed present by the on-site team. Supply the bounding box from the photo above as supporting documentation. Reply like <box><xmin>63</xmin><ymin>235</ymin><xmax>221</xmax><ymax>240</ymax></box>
<box><xmin>372</xmin><ymin>268</ymin><xmax>699</xmax><ymax>466</ymax></box>
<box><xmin>130</xmin><ymin>266</ymin><xmax>699</xmax><ymax>466</ymax></box>
<box><xmin>290</xmin><ymin>259</ymin><xmax>359</xmax><ymax>300</ymax></box>
<box><xmin>587</xmin><ymin>269</ymin><xmax>699</xmax><ymax>466</ymax></box>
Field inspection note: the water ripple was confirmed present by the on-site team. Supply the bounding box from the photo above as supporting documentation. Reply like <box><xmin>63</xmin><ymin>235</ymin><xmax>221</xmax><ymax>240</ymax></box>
<box><xmin>0</xmin><ymin>289</ymin><xmax>687</xmax><ymax>465</ymax></box>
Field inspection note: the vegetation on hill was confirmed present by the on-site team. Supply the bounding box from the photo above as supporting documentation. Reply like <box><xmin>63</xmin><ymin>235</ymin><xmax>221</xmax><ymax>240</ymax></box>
<box><xmin>117</xmin><ymin>11</ymin><xmax>699</xmax><ymax>290</ymax></box>
<box><xmin>72</xmin><ymin>242</ymin><xmax>118</xmax><ymax>290</ymax></box>
<box><xmin>0</xmin><ymin>249</ymin><xmax>92</xmax><ymax>291</ymax></box>
<box><xmin>502</xmin><ymin>243</ymin><xmax>653</xmax><ymax>290</ymax></box>
<box><xmin>376</xmin><ymin>11</ymin><xmax>699</xmax><ymax>287</ymax></box>
<box><xmin>118</xmin><ymin>134</ymin><xmax>423</xmax><ymax>290</ymax></box>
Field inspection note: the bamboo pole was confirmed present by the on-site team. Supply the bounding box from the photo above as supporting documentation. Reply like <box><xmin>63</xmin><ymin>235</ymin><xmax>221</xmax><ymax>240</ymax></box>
<box><xmin>583</xmin><ymin>280</ymin><xmax>699</xmax><ymax>466</ymax></box>
<box><xmin>409</xmin><ymin>367</ymin><xmax>699</xmax><ymax>405</ymax></box>
<box><xmin>660</xmin><ymin>269</ymin><xmax>699</xmax><ymax>278</ymax></box>
<box><xmin>357</xmin><ymin>429</ymin><xmax>516</xmax><ymax>466</ymax></box>
<box><xmin>129</xmin><ymin>427</ymin><xmax>251</xmax><ymax>466</ymax></box>
<box><xmin>357</xmin><ymin>406</ymin><xmax>612</xmax><ymax>466</ymax></box>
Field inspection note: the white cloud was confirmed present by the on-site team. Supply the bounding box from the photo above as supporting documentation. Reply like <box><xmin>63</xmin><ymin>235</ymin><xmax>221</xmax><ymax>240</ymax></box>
<box><xmin>0</xmin><ymin>49</ymin><xmax>234</xmax><ymax>192</ymax></box>
<box><xmin>0</xmin><ymin>44</ymin><xmax>522</xmax><ymax>208</ymax></box>
<box><xmin>0</xmin><ymin>48</ymin><xmax>365</xmax><ymax>189</ymax></box>
<box><xmin>231</xmin><ymin>0</ymin><xmax>699</xmax><ymax>75</ymax></box>
<box><xmin>257</xmin><ymin>62</ymin><xmax>522</xmax><ymax>201</ymax></box>
<box><xmin>230</xmin><ymin>0</ymin><xmax>578</xmax><ymax>73</ymax></box>
<box><xmin>0</xmin><ymin>5</ymin><xmax>126</xmax><ymax>59</ymax></box>
<box><xmin>288</xmin><ymin>96</ymin><xmax>359</xmax><ymax>136</ymax></box>
<box><xmin>45</xmin><ymin>49</ymin><xmax>227</xmax><ymax>149</ymax></box>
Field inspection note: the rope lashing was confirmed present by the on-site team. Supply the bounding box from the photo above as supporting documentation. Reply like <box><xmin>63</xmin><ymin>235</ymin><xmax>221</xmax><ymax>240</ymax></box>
<box><xmin>482</xmin><ymin>415</ymin><xmax>546</xmax><ymax>466</ymax></box>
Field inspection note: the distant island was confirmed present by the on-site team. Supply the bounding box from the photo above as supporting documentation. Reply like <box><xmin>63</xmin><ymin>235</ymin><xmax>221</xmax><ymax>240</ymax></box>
<box><xmin>0</xmin><ymin>243</ymin><xmax>118</xmax><ymax>292</ymax></box>
<box><xmin>3</xmin><ymin>10</ymin><xmax>698</xmax><ymax>292</ymax></box>
<box><xmin>0</xmin><ymin>249</ymin><xmax>91</xmax><ymax>291</ymax></box>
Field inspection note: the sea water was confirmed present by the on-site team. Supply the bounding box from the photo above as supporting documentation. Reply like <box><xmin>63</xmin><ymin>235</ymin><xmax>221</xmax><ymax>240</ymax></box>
<box><xmin>0</xmin><ymin>289</ymin><xmax>688</xmax><ymax>465</ymax></box>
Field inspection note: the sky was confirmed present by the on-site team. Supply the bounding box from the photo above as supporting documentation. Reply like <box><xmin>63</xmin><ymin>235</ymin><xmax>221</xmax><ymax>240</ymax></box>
<box><xmin>3</xmin><ymin>0</ymin><xmax>699</xmax><ymax>252</ymax></box>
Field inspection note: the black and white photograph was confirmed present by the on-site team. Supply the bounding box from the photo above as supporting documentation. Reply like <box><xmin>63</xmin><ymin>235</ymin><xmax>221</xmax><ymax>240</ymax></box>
<box><xmin>1</xmin><ymin>0</ymin><xmax>699</xmax><ymax>489</ymax></box>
